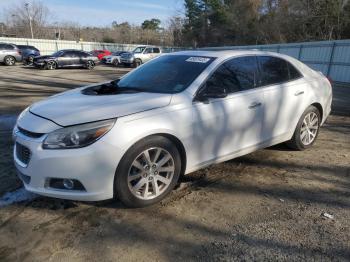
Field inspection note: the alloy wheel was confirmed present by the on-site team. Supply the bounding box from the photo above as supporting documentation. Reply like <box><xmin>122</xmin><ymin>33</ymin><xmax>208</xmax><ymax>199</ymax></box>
<box><xmin>127</xmin><ymin>147</ymin><xmax>175</xmax><ymax>200</ymax></box>
<box><xmin>86</xmin><ymin>61</ymin><xmax>94</xmax><ymax>69</ymax></box>
<box><xmin>46</xmin><ymin>61</ymin><xmax>56</xmax><ymax>70</ymax></box>
<box><xmin>300</xmin><ymin>112</ymin><xmax>319</xmax><ymax>145</ymax></box>
<box><xmin>5</xmin><ymin>57</ymin><xmax>15</xmax><ymax>66</ymax></box>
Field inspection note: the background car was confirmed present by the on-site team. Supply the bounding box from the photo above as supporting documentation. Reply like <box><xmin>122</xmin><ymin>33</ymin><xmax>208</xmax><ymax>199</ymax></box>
<box><xmin>91</xmin><ymin>49</ymin><xmax>111</xmax><ymax>60</ymax></box>
<box><xmin>33</xmin><ymin>49</ymin><xmax>98</xmax><ymax>70</ymax></box>
<box><xmin>0</xmin><ymin>43</ymin><xmax>22</xmax><ymax>66</ymax></box>
<box><xmin>121</xmin><ymin>46</ymin><xmax>162</xmax><ymax>67</ymax></box>
<box><xmin>101</xmin><ymin>51</ymin><xmax>127</xmax><ymax>66</ymax></box>
<box><xmin>17</xmin><ymin>45</ymin><xmax>40</xmax><ymax>65</ymax></box>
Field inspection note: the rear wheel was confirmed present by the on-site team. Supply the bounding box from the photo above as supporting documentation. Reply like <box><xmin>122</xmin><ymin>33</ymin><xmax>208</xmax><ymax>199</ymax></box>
<box><xmin>4</xmin><ymin>56</ymin><xmax>16</xmax><ymax>66</ymax></box>
<box><xmin>86</xmin><ymin>60</ymin><xmax>95</xmax><ymax>69</ymax></box>
<box><xmin>27</xmin><ymin>55</ymin><xmax>34</xmax><ymax>65</ymax></box>
<box><xmin>45</xmin><ymin>60</ymin><xmax>57</xmax><ymax>70</ymax></box>
<box><xmin>287</xmin><ymin>105</ymin><xmax>321</xmax><ymax>150</ymax></box>
<box><xmin>115</xmin><ymin>136</ymin><xmax>181</xmax><ymax>207</ymax></box>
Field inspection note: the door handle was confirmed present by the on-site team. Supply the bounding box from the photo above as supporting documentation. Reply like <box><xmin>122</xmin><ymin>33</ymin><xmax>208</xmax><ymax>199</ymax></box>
<box><xmin>249</xmin><ymin>102</ymin><xmax>262</xmax><ymax>109</ymax></box>
<box><xmin>294</xmin><ymin>91</ymin><xmax>304</xmax><ymax>96</ymax></box>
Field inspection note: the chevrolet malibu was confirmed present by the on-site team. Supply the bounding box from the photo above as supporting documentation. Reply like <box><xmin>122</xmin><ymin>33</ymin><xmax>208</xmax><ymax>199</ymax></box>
<box><xmin>13</xmin><ymin>50</ymin><xmax>332</xmax><ymax>207</ymax></box>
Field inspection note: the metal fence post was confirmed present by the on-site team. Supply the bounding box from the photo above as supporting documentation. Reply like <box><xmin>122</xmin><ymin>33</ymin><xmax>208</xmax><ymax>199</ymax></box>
<box><xmin>327</xmin><ymin>42</ymin><xmax>336</xmax><ymax>77</ymax></box>
<box><xmin>298</xmin><ymin>44</ymin><xmax>303</xmax><ymax>60</ymax></box>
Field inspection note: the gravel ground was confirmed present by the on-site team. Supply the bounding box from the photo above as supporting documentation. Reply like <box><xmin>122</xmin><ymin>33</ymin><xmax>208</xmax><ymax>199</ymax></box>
<box><xmin>0</xmin><ymin>64</ymin><xmax>349</xmax><ymax>261</ymax></box>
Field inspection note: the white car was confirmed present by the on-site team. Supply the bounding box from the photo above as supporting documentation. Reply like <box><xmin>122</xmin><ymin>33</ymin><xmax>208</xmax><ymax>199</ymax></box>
<box><xmin>13</xmin><ymin>50</ymin><xmax>332</xmax><ymax>207</ymax></box>
<box><xmin>101</xmin><ymin>51</ymin><xmax>127</xmax><ymax>66</ymax></box>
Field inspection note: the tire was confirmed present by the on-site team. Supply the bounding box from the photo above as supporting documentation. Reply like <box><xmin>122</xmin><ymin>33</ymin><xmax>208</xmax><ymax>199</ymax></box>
<box><xmin>113</xmin><ymin>59</ymin><xmax>119</xmax><ymax>67</ymax></box>
<box><xmin>133</xmin><ymin>59</ymin><xmax>142</xmax><ymax>68</ymax></box>
<box><xmin>287</xmin><ymin>105</ymin><xmax>321</xmax><ymax>150</ymax></box>
<box><xmin>27</xmin><ymin>55</ymin><xmax>34</xmax><ymax>65</ymax></box>
<box><xmin>86</xmin><ymin>60</ymin><xmax>95</xmax><ymax>69</ymax></box>
<box><xmin>115</xmin><ymin>136</ymin><xmax>181</xmax><ymax>208</ymax></box>
<box><xmin>4</xmin><ymin>56</ymin><xmax>16</xmax><ymax>66</ymax></box>
<box><xmin>44</xmin><ymin>60</ymin><xmax>57</xmax><ymax>70</ymax></box>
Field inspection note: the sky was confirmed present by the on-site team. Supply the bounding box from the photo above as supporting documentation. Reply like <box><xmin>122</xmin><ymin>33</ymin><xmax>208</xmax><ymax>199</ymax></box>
<box><xmin>0</xmin><ymin>0</ymin><xmax>184</xmax><ymax>26</ymax></box>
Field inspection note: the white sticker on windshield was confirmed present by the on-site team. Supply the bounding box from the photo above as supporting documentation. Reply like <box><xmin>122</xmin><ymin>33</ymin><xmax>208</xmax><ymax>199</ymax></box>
<box><xmin>186</xmin><ymin>57</ymin><xmax>210</xmax><ymax>63</ymax></box>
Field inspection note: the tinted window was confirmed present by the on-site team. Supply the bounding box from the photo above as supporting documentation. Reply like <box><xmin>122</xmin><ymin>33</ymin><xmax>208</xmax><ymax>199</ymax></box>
<box><xmin>206</xmin><ymin>56</ymin><xmax>259</xmax><ymax>94</ymax></box>
<box><xmin>258</xmin><ymin>56</ymin><xmax>290</xmax><ymax>86</ymax></box>
<box><xmin>153</xmin><ymin>48</ymin><xmax>160</xmax><ymax>53</ymax></box>
<box><xmin>0</xmin><ymin>44</ymin><xmax>5</xmax><ymax>50</ymax></box>
<box><xmin>287</xmin><ymin>62</ymin><xmax>302</xmax><ymax>80</ymax></box>
<box><xmin>117</xmin><ymin>55</ymin><xmax>215</xmax><ymax>93</ymax></box>
<box><xmin>144</xmin><ymin>48</ymin><xmax>153</xmax><ymax>54</ymax></box>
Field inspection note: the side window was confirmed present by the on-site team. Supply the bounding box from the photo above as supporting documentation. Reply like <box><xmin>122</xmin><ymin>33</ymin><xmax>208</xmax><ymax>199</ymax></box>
<box><xmin>287</xmin><ymin>62</ymin><xmax>302</xmax><ymax>80</ymax></box>
<box><xmin>0</xmin><ymin>44</ymin><xmax>5</xmax><ymax>50</ymax></box>
<box><xmin>153</xmin><ymin>48</ymin><xmax>160</xmax><ymax>53</ymax></box>
<box><xmin>205</xmin><ymin>56</ymin><xmax>259</xmax><ymax>95</ymax></box>
<box><xmin>258</xmin><ymin>56</ymin><xmax>290</xmax><ymax>86</ymax></box>
<box><xmin>3</xmin><ymin>44</ymin><xmax>14</xmax><ymax>50</ymax></box>
<box><xmin>144</xmin><ymin>48</ymin><xmax>152</xmax><ymax>54</ymax></box>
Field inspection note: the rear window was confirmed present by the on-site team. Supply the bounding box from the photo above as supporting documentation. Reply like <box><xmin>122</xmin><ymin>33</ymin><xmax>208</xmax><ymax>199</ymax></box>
<box><xmin>117</xmin><ymin>55</ymin><xmax>216</xmax><ymax>93</ymax></box>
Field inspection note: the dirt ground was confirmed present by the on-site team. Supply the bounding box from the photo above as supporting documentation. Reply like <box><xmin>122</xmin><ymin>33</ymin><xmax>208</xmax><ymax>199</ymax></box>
<box><xmin>0</xmin><ymin>65</ymin><xmax>349</xmax><ymax>261</ymax></box>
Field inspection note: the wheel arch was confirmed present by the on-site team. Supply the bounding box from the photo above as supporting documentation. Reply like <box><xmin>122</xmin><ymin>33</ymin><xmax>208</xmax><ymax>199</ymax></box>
<box><xmin>117</xmin><ymin>132</ymin><xmax>187</xmax><ymax>177</ymax></box>
<box><xmin>311</xmin><ymin>102</ymin><xmax>323</xmax><ymax>122</ymax></box>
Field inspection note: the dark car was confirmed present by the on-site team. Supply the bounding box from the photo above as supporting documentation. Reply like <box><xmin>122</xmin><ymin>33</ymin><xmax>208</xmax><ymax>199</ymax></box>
<box><xmin>17</xmin><ymin>45</ymin><xmax>40</xmax><ymax>65</ymax></box>
<box><xmin>33</xmin><ymin>49</ymin><xmax>99</xmax><ymax>70</ymax></box>
<box><xmin>0</xmin><ymin>43</ymin><xmax>22</xmax><ymax>66</ymax></box>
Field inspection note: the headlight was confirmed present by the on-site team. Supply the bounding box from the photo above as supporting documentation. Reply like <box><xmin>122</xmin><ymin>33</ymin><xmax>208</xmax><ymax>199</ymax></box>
<box><xmin>43</xmin><ymin>119</ymin><xmax>115</xmax><ymax>149</ymax></box>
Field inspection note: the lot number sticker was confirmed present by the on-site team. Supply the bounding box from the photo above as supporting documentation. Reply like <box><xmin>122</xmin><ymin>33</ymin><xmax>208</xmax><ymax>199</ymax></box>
<box><xmin>186</xmin><ymin>57</ymin><xmax>211</xmax><ymax>63</ymax></box>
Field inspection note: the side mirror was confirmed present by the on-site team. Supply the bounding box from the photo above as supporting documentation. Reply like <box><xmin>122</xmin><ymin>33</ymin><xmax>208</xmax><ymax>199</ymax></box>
<box><xmin>195</xmin><ymin>83</ymin><xmax>227</xmax><ymax>102</ymax></box>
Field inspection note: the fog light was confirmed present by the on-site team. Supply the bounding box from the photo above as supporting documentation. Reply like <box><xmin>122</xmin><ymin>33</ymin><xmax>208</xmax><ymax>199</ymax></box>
<box><xmin>63</xmin><ymin>179</ymin><xmax>74</xmax><ymax>190</ymax></box>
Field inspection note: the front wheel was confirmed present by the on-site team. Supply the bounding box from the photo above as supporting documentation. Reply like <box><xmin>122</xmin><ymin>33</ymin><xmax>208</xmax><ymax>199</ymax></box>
<box><xmin>113</xmin><ymin>59</ymin><xmax>119</xmax><ymax>67</ymax></box>
<box><xmin>115</xmin><ymin>136</ymin><xmax>181</xmax><ymax>207</ymax></box>
<box><xmin>287</xmin><ymin>105</ymin><xmax>321</xmax><ymax>150</ymax></box>
<box><xmin>133</xmin><ymin>59</ymin><xmax>142</xmax><ymax>68</ymax></box>
<box><xmin>45</xmin><ymin>60</ymin><xmax>57</xmax><ymax>70</ymax></box>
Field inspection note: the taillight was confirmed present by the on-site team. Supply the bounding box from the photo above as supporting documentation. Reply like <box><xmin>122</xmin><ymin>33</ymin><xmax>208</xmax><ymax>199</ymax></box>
<box><xmin>17</xmin><ymin>50</ymin><xmax>22</xmax><ymax>55</ymax></box>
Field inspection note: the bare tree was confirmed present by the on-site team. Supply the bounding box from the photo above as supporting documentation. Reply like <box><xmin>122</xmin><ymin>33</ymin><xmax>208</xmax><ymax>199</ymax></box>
<box><xmin>4</xmin><ymin>0</ymin><xmax>49</xmax><ymax>38</ymax></box>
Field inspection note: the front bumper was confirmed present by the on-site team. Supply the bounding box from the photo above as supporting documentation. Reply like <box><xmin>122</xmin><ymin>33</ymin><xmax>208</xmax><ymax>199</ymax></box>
<box><xmin>13</xmin><ymin>127</ymin><xmax>124</xmax><ymax>201</ymax></box>
<box><xmin>121</xmin><ymin>58</ymin><xmax>134</xmax><ymax>64</ymax></box>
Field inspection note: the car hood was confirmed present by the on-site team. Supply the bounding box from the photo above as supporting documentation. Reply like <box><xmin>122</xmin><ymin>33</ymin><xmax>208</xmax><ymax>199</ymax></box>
<box><xmin>29</xmin><ymin>84</ymin><xmax>172</xmax><ymax>126</ymax></box>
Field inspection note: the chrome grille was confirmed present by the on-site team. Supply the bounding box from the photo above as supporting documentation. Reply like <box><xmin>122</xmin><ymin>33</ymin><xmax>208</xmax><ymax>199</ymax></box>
<box><xmin>16</xmin><ymin>143</ymin><xmax>31</xmax><ymax>165</ymax></box>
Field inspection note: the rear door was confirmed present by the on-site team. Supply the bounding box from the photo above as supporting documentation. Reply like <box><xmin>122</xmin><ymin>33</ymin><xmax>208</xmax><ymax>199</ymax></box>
<box><xmin>192</xmin><ymin>56</ymin><xmax>266</xmax><ymax>163</ymax></box>
<box><xmin>257</xmin><ymin>56</ymin><xmax>306</xmax><ymax>140</ymax></box>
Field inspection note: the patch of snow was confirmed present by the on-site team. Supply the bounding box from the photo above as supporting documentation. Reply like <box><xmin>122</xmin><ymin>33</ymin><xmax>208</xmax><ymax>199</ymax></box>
<box><xmin>0</xmin><ymin>187</ymin><xmax>37</xmax><ymax>207</ymax></box>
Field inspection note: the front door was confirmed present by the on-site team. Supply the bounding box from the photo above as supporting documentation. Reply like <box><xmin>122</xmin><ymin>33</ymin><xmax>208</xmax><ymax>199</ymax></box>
<box><xmin>192</xmin><ymin>56</ymin><xmax>266</xmax><ymax>164</ymax></box>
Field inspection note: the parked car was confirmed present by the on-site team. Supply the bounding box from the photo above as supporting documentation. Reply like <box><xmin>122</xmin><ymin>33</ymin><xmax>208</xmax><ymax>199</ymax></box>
<box><xmin>91</xmin><ymin>49</ymin><xmax>112</xmax><ymax>60</ymax></box>
<box><xmin>121</xmin><ymin>46</ymin><xmax>162</xmax><ymax>67</ymax></box>
<box><xmin>0</xmin><ymin>43</ymin><xmax>22</xmax><ymax>66</ymax></box>
<box><xmin>101</xmin><ymin>51</ymin><xmax>128</xmax><ymax>66</ymax></box>
<box><xmin>17</xmin><ymin>45</ymin><xmax>40</xmax><ymax>65</ymax></box>
<box><xmin>13</xmin><ymin>50</ymin><xmax>332</xmax><ymax>207</ymax></box>
<box><xmin>33</xmin><ymin>49</ymin><xmax>99</xmax><ymax>70</ymax></box>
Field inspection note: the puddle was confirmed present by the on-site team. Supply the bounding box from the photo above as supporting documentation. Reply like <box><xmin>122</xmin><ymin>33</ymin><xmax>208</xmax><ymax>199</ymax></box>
<box><xmin>0</xmin><ymin>187</ymin><xmax>38</xmax><ymax>207</ymax></box>
<box><xmin>0</xmin><ymin>114</ymin><xmax>17</xmax><ymax>131</ymax></box>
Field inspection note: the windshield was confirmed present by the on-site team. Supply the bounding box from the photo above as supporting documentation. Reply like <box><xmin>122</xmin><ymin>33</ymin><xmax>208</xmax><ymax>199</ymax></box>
<box><xmin>133</xmin><ymin>47</ymin><xmax>146</xmax><ymax>53</ymax></box>
<box><xmin>117</xmin><ymin>55</ymin><xmax>216</xmax><ymax>93</ymax></box>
